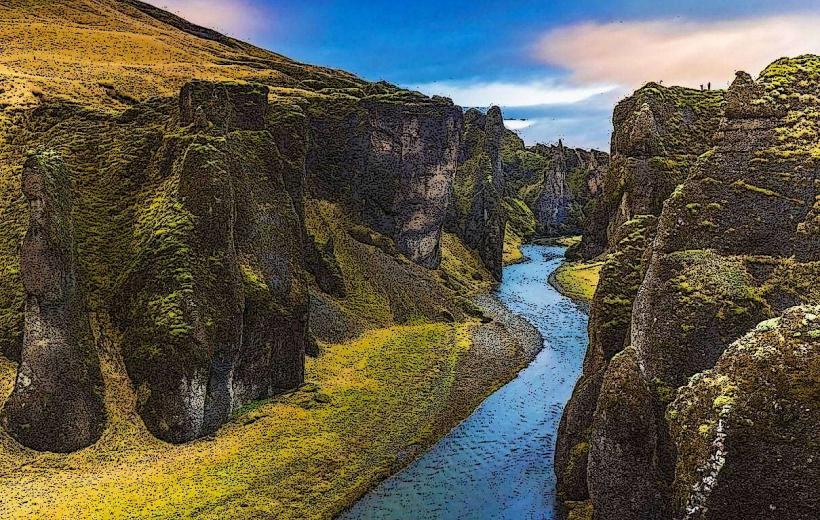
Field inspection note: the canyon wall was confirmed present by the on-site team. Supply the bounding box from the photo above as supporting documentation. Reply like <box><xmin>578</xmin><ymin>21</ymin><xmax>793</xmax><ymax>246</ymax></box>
<box><xmin>0</xmin><ymin>55</ymin><xmax>514</xmax><ymax>448</ymax></box>
<box><xmin>556</xmin><ymin>57</ymin><xmax>820</xmax><ymax>520</ymax></box>
<box><xmin>502</xmin><ymin>132</ymin><xmax>608</xmax><ymax>239</ymax></box>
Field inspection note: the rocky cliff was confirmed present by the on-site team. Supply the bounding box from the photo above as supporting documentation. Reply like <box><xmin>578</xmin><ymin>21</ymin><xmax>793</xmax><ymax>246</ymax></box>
<box><xmin>502</xmin><ymin>133</ymin><xmax>608</xmax><ymax>238</ymax></box>
<box><xmin>0</xmin><ymin>0</ymin><xmax>514</xmax><ymax>451</ymax></box>
<box><xmin>0</xmin><ymin>153</ymin><xmax>106</xmax><ymax>452</ymax></box>
<box><xmin>444</xmin><ymin>107</ymin><xmax>508</xmax><ymax>279</ymax></box>
<box><xmin>569</xmin><ymin>84</ymin><xmax>723</xmax><ymax>259</ymax></box>
<box><xmin>556</xmin><ymin>56</ymin><xmax>820</xmax><ymax>519</ymax></box>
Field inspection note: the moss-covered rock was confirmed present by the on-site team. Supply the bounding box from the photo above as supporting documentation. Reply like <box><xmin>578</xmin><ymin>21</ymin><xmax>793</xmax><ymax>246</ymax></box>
<box><xmin>559</xmin><ymin>57</ymin><xmax>820</xmax><ymax>519</ymax></box>
<box><xmin>571</xmin><ymin>84</ymin><xmax>724</xmax><ymax>260</ymax></box>
<box><xmin>587</xmin><ymin>347</ymin><xmax>670</xmax><ymax>520</ymax></box>
<box><xmin>668</xmin><ymin>306</ymin><xmax>820</xmax><ymax>519</ymax></box>
<box><xmin>502</xmin><ymin>132</ymin><xmax>608</xmax><ymax>239</ymax></box>
<box><xmin>0</xmin><ymin>153</ymin><xmax>105</xmax><ymax>452</ymax></box>
<box><xmin>446</xmin><ymin>107</ymin><xmax>507</xmax><ymax>280</ymax></box>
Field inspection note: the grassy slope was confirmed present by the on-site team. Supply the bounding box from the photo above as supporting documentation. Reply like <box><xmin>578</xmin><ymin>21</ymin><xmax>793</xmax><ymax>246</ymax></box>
<box><xmin>552</xmin><ymin>261</ymin><xmax>603</xmax><ymax>303</ymax></box>
<box><xmin>0</xmin><ymin>0</ymin><xmax>357</xmax><ymax>111</ymax></box>
<box><xmin>0</xmin><ymin>320</ymin><xmax>515</xmax><ymax>519</ymax></box>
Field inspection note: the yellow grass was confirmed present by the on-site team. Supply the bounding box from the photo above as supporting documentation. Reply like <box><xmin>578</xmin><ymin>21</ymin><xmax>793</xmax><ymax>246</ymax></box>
<box><xmin>0</xmin><ymin>322</ymin><xmax>485</xmax><ymax>519</ymax></box>
<box><xmin>0</xmin><ymin>0</ymin><xmax>344</xmax><ymax>111</ymax></box>
<box><xmin>552</xmin><ymin>260</ymin><xmax>603</xmax><ymax>302</ymax></box>
<box><xmin>502</xmin><ymin>223</ymin><xmax>526</xmax><ymax>266</ymax></box>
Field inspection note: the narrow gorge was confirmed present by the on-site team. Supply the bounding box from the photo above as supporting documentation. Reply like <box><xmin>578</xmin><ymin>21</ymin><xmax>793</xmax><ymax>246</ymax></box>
<box><xmin>0</xmin><ymin>2</ymin><xmax>817</xmax><ymax>519</ymax></box>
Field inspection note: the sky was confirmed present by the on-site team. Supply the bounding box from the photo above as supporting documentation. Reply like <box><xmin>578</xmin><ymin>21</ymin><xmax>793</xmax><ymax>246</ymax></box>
<box><xmin>151</xmin><ymin>0</ymin><xmax>820</xmax><ymax>150</ymax></box>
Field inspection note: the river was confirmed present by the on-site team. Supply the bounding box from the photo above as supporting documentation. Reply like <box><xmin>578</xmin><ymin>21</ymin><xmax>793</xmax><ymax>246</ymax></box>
<box><xmin>340</xmin><ymin>244</ymin><xmax>589</xmax><ymax>520</ymax></box>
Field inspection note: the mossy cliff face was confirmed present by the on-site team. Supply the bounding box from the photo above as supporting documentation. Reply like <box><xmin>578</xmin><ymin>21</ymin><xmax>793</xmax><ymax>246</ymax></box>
<box><xmin>305</xmin><ymin>88</ymin><xmax>464</xmax><ymax>269</ymax></box>
<box><xmin>0</xmin><ymin>82</ymin><xmax>311</xmax><ymax>448</ymax></box>
<box><xmin>0</xmin><ymin>153</ymin><xmax>105</xmax><ymax>452</ymax></box>
<box><xmin>668</xmin><ymin>306</ymin><xmax>819</xmax><ymax>519</ymax></box>
<box><xmin>634</xmin><ymin>64</ymin><xmax>820</xmax><ymax>388</ymax></box>
<box><xmin>530</xmin><ymin>141</ymin><xmax>608</xmax><ymax>237</ymax></box>
<box><xmin>557</xmin><ymin>56</ymin><xmax>820</xmax><ymax>520</ymax></box>
<box><xmin>446</xmin><ymin>107</ymin><xmax>507</xmax><ymax>280</ymax></box>
<box><xmin>117</xmin><ymin>82</ymin><xmax>309</xmax><ymax>442</ymax></box>
<box><xmin>502</xmin><ymin>132</ymin><xmax>608</xmax><ymax>238</ymax></box>
<box><xmin>555</xmin><ymin>215</ymin><xmax>656</xmax><ymax>506</ymax></box>
<box><xmin>570</xmin><ymin>84</ymin><xmax>724</xmax><ymax>260</ymax></box>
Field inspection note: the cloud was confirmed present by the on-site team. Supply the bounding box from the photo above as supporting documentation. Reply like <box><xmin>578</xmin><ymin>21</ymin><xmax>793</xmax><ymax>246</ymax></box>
<box><xmin>504</xmin><ymin>119</ymin><xmax>536</xmax><ymax>131</ymax></box>
<box><xmin>148</xmin><ymin>0</ymin><xmax>269</xmax><ymax>37</ymax></box>
<box><xmin>534</xmin><ymin>15</ymin><xmax>820</xmax><ymax>88</ymax></box>
<box><xmin>414</xmin><ymin>79</ymin><xmax>615</xmax><ymax>107</ymax></box>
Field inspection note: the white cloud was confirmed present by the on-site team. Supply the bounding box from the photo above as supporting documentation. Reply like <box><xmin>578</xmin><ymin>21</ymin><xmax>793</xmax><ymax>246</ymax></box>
<box><xmin>534</xmin><ymin>15</ymin><xmax>820</xmax><ymax>88</ymax></box>
<box><xmin>504</xmin><ymin>119</ymin><xmax>536</xmax><ymax>131</ymax></box>
<box><xmin>415</xmin><ymin>79</ymin><xmax>616</xmax><ymax>107</ymax></box>
<box><xmin>148</xmin><ymin>0</ymin><xmax>268</xmax><ymax>37</ymax></box>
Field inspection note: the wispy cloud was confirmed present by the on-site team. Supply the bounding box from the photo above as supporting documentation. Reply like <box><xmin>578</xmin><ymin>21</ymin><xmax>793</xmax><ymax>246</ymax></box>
<box><xmin>148</xmin><ymin>0</ymin><xmax>270</xmax><ymax>37</ymax></box>
<box><xmin>414</xmin><ymin>79</ymin><xmax>615</xmax><ymax>107</ymax></box>
<box><xmin>534</xmin><ymin>15</ymin><xmax>820</xmax><ymax>88</ymax></box>
<box><xmin>504</xmin><ymin>119</ymin><xmax>536</xmax><ymax>131</ymax></box>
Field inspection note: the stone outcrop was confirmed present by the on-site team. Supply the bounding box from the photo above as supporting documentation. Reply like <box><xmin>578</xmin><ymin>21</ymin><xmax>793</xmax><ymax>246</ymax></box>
<box><xmin>447</xmin><ymin>107</ymin><xmax>507</xmax><ymax>280</ymax></box>
<box><xmin>668</xmin><ymin>306</ymin><xmax>819</xmax><ymax>519</ymax></box>
<box><xmin>557</xmin><ymin>56</ymin><xmax>820</xmax><ymax>519</ymax></box>
<box><xmin>116</xmin><ymin>82</ymin><xmax>309</xmax><ymax>442</ymax></box>
<box><xmin>569</xmin><ymin>83</ymin><xmax>724</xmax><ymax>260</ymax></box>
<box><xmin>502</xmin><ymin>132</ymin><xmax>608</xmax><ymax>238</ymax></box>
<box><xmin>306</xmin><ymin>88</ymin><xmax>463</xmax><ymax>269</ymax></box>
<box><xmin>555</xmin><ymin>215</ymin><xmax>657</xmax><ymax>507</ymax></box>
<box><xmin>0</xmin><ymin>153</ymin><xmax>105</xmax><ymax>452</ymax></box>
<box><xmin>587</xmin><ymin>347</ymin><xmax>670</xmax><ymax>520</ymax></box>
<box><xmin>529</xmin><ymin>141</ymin><xmax>607</xmax><ymax>236</ymax></box>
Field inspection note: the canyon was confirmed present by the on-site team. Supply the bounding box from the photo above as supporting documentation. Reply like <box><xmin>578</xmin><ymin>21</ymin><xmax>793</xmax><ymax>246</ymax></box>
<box><xmin>0</xmin><ymin>2</ymin><xmax>817</xmax><ymax>519</ymax></box>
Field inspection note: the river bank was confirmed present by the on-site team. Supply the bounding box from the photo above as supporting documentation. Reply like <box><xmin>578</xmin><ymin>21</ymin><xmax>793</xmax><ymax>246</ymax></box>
<box><xmin>341</xmin><ymin>244</ymin><xmax>590</xmax><ymax>520</ymax></box>
<box><xmin>0</xmin><ymin>295</ymin><xmax>540</xmax><ymax>520</ymax></box>
<box><xmin>548</xmin><ymin>260</ymin><xmax>603</xmax><ymax>303</ymax></box>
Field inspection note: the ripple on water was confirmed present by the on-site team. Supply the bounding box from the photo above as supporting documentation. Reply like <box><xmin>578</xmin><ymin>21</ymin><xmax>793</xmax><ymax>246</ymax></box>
<box><xmin>341</xmin><ymin>245</ymin><xmax>589</xmax><ymax>520</ymax></box>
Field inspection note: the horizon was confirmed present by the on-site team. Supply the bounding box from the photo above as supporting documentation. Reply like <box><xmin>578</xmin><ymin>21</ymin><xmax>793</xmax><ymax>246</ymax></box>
<box><xmin>150</xmin><ymin>0</ymin><xmax>820</xmax><ymax>150</ymax></box>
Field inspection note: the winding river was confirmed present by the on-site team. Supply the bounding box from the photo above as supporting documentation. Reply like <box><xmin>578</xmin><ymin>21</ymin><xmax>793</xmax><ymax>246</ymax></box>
<box><xmin>341</xmin><ymin>244</ymin><xmax>589</xmax><ymax>520</ymax></box>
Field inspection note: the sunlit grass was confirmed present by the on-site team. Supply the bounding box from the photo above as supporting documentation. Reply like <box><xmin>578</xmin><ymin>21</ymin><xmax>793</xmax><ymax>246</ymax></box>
<box><xmin>0</xmin><ymin>321</ymin><xmax>486</xmax><ymax>519</ymax></box>
<box><xmin>552</xmin><ymin>260</ymin><xmax>603</xmax><ymax>302</ymax></box>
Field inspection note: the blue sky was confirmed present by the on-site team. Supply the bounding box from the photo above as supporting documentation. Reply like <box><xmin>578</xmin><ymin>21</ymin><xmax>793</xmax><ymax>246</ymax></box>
<box><xmin>157</xmin><ymin>0</ymin><xmax>820</xmax><ymax>150</ymax></box>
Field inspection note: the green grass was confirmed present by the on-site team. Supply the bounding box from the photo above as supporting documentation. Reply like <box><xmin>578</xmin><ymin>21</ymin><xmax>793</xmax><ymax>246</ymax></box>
<box><xmin>552</xmin><ymin>260</ymin><xmax>603</xmax><ymax>302</ymax></box>
<box><xmin>0</xmin><ymin>321</ymin><xmax>496</xmax><ymax>519</ymax></box>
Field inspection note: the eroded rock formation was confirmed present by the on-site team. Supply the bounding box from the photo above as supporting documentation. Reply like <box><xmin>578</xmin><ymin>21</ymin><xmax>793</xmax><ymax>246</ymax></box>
<box><xmin>569</xmin><ymin>83</ymin><xmax>723</xmax><ymax>260</ymax></box>
<box><xmin>0</xmin><ymin>72</ymin><xmax>512</xmax><ymax>448</ymax></box>
<box><xmin>0</xmin><ymin>153</ymin><xmax>105</xmax><ymax>452</ymax></box>
<box><xmin>668</xmin><ymin>305</ymin><xmax>819</xmax><ymax>519</ymax></box>
<box><xmin>306</xmin><ymin>88</ymin><xmax>463</xmax><ymax>269</ymax></box>
<box><xmin>556</xmin><ymin>56</ymin><xmax>820</xmax><ymax>520</ymax></box>
<box><xmin>117</xmin><ymin>83</ymin><xmax>310</xmax><ymax>441</ymax></box>
<box><xmin>447</xmin><ymin>107</ymin><xmax>507</xmax><ymax>280</ymax></box>
<box><xmin>502</xmin><ymin>133</ymin><xmax>608</xmax><ymax>239</ymax></box>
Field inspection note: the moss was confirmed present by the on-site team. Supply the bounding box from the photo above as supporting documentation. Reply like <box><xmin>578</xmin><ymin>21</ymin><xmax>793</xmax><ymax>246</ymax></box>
<box><xmin>731</xmin><ymin>180</ymin><xmax>804</xmax><ymax>204</ymax></box>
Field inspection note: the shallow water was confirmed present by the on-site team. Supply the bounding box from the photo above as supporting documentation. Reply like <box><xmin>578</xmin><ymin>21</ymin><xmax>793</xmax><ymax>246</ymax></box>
<box><xmin>341</xmin><ymin>244</ymin><xmax>589</xmax><ymax>520</ymax></box>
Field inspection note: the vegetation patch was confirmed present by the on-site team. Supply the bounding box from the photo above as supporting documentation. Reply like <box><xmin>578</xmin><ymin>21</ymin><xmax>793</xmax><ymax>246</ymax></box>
<box><xmin>0</xmin><ymin>321</ymin><xmax>508</xmax><ymax>519</ymax></box>
<box><xmin>551</xmin><ymin>260</ymin><xmax>603</xmax><ymax>302</ymax></box>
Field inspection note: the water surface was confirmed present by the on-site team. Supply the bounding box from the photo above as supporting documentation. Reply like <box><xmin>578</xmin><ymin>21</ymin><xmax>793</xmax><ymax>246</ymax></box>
<box><xmin>341</xmin><ymin>244</ymin><xmax>588</xmax><ymax>520</ymax></box>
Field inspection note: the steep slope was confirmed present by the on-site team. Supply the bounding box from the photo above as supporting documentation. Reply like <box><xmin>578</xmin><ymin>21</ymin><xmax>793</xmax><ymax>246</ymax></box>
<box><xmin>447</xmin><ymin>107</ymin><xmax>507</xmax><ymax>280</ymax></box>
<box><xmin>556</xmin><ymin>56</ymin><xmax>820</xmax><ymax>520</ymax></box>
<box><xmin>0</xmin><ymin>0</ymin><xmax>507</xmax><ymax>451</ymax></box>
<box><xmin>502</xmin><ymin>132</ymin><xmax>608</xmax><ymax>238</ymax></box>
<box><xmin>556</xmin><ymin>82</ymin><xmax>726</xmax><ymax>511</ymax></box>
